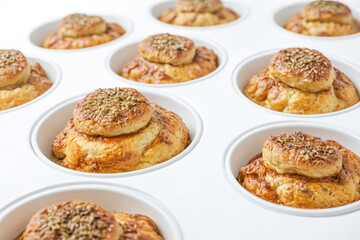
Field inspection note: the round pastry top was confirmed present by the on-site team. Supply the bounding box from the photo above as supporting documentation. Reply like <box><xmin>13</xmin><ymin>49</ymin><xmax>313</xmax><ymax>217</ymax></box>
<box><xmin>268</xmin><ymin>48</ymin><xmax>334</xmax><ymax>92</ymax></box>
<box><xmin>58</xmin><ymin>13</ymin><xmax>107</xmax><ymax>37</ymax></box>
<box><xmin>262</xmin><ymin>132</ymin><xmax>342</xmax><ymax>178</ymax></box>
<box><xmin>73</xmin><ymin>88</ymin><xmax>154</xmax><ymax>137</ymax></box>
<box><xmin>138</xmin><ymin>33</ymin><xmax>196</xmax><ymax>65</ymax></box>
<box><xmin>0</xmin><ymin>49</ymin><xmax>30</xmax><ymax>88</ymax></box>
<box><xmin>176</xmin><ymin>0</ymin><xmax>223</xmax><ymax>13</ymax></box>
<box><xmin>22</xmin><ymin>200</ymin><xmax>122</xmax><ymax>240</ymax></box>
<box><xmin>301</xmin><ymin>1</ymin><xmax>352</xmax><ymax>22</ymax></box>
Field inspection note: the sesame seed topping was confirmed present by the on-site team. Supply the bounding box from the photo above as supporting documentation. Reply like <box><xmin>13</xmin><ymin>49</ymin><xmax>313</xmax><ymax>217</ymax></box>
<box><xmin>308</xmin><ymin>1</ymin><xmax>348</xmax><ymax>14</ymax></box>
<box><xmin>82</xmin><ymin>88</ymin><xmax>146</xmax><ymax>122</ymax></box>
<box><xmin>35</xmin><ymin>202</ymin><xmax>112</xmax><ymax>239</ymax></box>
<box><xmin>0</xmin><ymin>51</ymin><xmax>19</xmax><ymax>68</ymax></box>
<box><xmin>64</xmin><ymin>14</ymin><xmax>102</xmax><ymax>29</ymax></box>
<box><xmin>278</xmin><ymin>48</ymin><xmax>327</xmax><ymax>76</ymax></box>
<box><xmin>151</xmin><ymin>34</ymin><xmax>187</xmax><ymax>51</ymax></box>
<box><xmin>276</xmin><ymin>132</ymin><xmax>336</xmax><ymax>162</ymax></box>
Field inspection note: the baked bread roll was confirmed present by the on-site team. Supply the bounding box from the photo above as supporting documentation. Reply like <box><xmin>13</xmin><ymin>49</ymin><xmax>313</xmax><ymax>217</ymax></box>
<box><xmin>22</xmin><ymin>200</ymin><xmax>122</xmax><ymax>240</ymax></box>
<box><xmin>53</xmin><ymin>88</ymin><xmax>190</xmax><ymax>173</ymax></box>
<box><xmin>120</xmin><ymin>33</ymin><xmax>217</xmax><ymax>84</ymax></box>
<box><xmin>16</xmin><ymin>200</ymin><xmax>164</xmax><ymax>240</ymax></box>
<box><xmin>159</xmin><ymin>0</ymin><xmax>239</xmax><ymax>26</ymax></box>
<box><xmin>285</xmin><ymin>1</ymin><xmax>360</xmax><ymax>37</ymax></box>
<box><xmin>0</xmin><ymin>50</ymin><xmax>53</xmax><ymax>111</ymax></box>
<box><xmin>244</xmin><ymin>48</ymin><xmax>359</xmax><ymax>114</ymax></box>
<box><xmin>43</xmin><ymin>13</ymin><xmax>125</xmax><ymax>49</ymax></box>
<box><xmin>238</xmin><ymin>132</ymin><xmax>360</xmax><ymax>209</ymax></box>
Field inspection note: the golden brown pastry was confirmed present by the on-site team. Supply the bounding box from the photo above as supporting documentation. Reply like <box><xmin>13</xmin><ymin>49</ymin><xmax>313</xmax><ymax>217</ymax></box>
<box><xmin>285</xmin><ymin>1</ymin><xmax>360</xmax><ymax>37</ymax></box>
<box><xmin>120</xmin><ymin>33</ymin><xmax>218</xmax><ymax>84</ymax></box>
<box><xmin>0</xmin><ymin>49</ymin><xmax>53</xmax><ymax>111</ymax></box>
<box><xmin>43</xmin><ymin>13</ymin><xmax>125</xmax><ymax>49</ymax></box>
<box><xmin>114</xmin><ymin>213</ymin><xmax>164</xmax><ymax>240</ymax></box>
<box><xmin>53</xmin><ymin>88</ymin><xmax>190</xmax><ymax>173</ymax></box>
<box><xmin>243</xmin><ymin>48</ymin><xmax>359</xmax><ymax>114</ymax></box>
<box><xmin>16</xmin><ymin>200</ymin><xmax>164</xmax><ymax>240</ymax></box>
<box><xmin>159</xmin><ymin>0</ymin><xmax>239</xmax><ymax>26</ymax></box>
<box><xmin>237</xmin><ymin>132</ymin><xmax>360</xmax><ymax>209</ymax></box>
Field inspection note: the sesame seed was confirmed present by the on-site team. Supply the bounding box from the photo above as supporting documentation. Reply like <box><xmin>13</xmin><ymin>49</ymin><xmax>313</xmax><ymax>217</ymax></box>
<box><xmin>151</xmin><ymin>35</ymin><xmax>187</xmax><ymax>51</ymax></box>
<box><xmin>0</xmin><ymin>51</ymin><xmax>19</xmax><ymax>68</ymax></box>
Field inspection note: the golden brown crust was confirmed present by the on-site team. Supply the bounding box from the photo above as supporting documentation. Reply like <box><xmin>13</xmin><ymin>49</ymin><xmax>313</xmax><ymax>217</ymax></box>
<box><xmin>43</xmin><ymin>17</ymin><xmax>125</xmax><ymax>50</ymax></box>
<box><xmin>22</xmin><ymin>200</ymin><xmax>122</xmax><ymax>240</ymax></box>
<box><xmin>73</xmin><ymin>88</ymin><xmax>153</xmax><ymax>137</ymax></box>
<box><xmin>238</xmin><ymin>132</ymin><xmax>360</xmax><ymax>209</ymax></box>
<box><xmin>176</xmin><ymin>0</ymin><xmax>223</xmax><ymax>13</ymax></box>
<box><xmin>114</xmin><ymin>213</ymin><xmax>164</xmax><ymax>240</ymax></box>
<box><xmin>138</xmin><ymin>33</ymin><xmax>196</xmax><ymax>65</ymax></box>
<box><xmin>120</xmin><ymin>46</ymin><xmax>217</xmax><ymax>84</ymax></box>
<box><xmin>268</xmin><ymin>48</ymin><xmax>334</xmax><ymax>92</ymax></box>
<box><xmin>243</xmin><ymin>48</ymin><xmax>359</xmax><ymax>115</ymax></box>
<box><xmin>159</xmin><ymin>6</ymin><xmax>239</xmax><ymax>26</ymax></box>
<box><xmin>301</xmin><ymin>1</ymin><xmax>352</xmax><ymax>24</ymax></box>
<box><xmin>53</xmin><ymin>103</ymin><xmax>190</xmax><ymax>173</ymax></box>
<box><xmin>0</xmin><ymin>50</ymin><xmax>30</xmax><ymax>88</ymax></box>
<box><xmin>0</xmin><ymin>62</ymin><xmax>53</xmax><ymax>111</ymax></box>
<box><xmin>58</xmin><ymin>13</ymin><xmax>107</xmax><ymax>37</ymax></box>
<box><xmin>262</xmin><ymin>132</ymin><xmax>342</xmax><ymax>178</ymax></box>
<box><xmin>285</xmin><ymin>1</ymin><xmax>360</xmax><ymax>36</ymax></box>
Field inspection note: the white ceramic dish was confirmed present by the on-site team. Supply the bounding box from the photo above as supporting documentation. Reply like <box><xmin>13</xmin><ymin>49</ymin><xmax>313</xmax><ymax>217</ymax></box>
<box><xmin>28</xmin><ymin>15</ymin><xmax>133</xmax><ymax>52</ymax></box>
<box><xmin>106</xmin><ymin>35</ymin><xmax>227</xmax><ymax>87</ymax></box>
<box><xmin>224</xmin><ymin>121</ymin><xmax>360</xmax><ymax>217</ymax></box>
<box><xmin>232</xmin><ymin>48</ymin><xmax>360</xmax><ymax>118</ymax></box>
<box><xmin>0</xmin><ymin>182</ymin><xmax>183</xmax><ymax>240</ymax></box>
<box><xmin>30</xmin><ymin>88</ymin><xmax>203</xmax><ymax>177</ymax></box>
<box><xmin>0</xmin><ymin>56</ymin><xmax>61</xmax><ymax>115</ymax></box>
<box><xmin>149</xmin><ymin>0</ymin><xmax>249</xmax><ymax>30</ymax></box>
<box><xmin>272</xmin><ymin>2</ymin><xmax>360</xmax><ymax>40</ymax></box>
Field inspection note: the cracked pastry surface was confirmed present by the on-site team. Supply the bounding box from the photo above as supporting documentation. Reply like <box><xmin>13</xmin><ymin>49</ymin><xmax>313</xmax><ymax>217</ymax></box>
<box><xmin>120</xmin><ymin>33</ymin><xmax>217</xmax><ymax>84</ymax></box>
<box><xmin>0</xmin><ymin>49</ymin><xmax>53</xmax><ymax>111</ymax></box>
<box><xmin>159</xmin><ymin>0</ymin><xmax>239</xmax><ymax>26</ymax></box>
<box><xmin>237</xmin><ymin>132</ymin><xmax>360</xmax><ymax>209</ymax></box>
<box><xmin>284</xmin><ymin>1</ymin><xmax>360</xmax><ymax>37</ymax></box>
<box><xmin>53</xmin><ymin>88</ymin><xmax>190</xmax><ymax>173</ymax></box>
<box><xmin>43</xmin><ymin>13</ymin><xmax>125</xmax><ymax>49</ymax></box>
<box><xmin>243</xmin><ymin>48</ymin><xmax>359</xmax><ymax>114</ymax></box>
<box><xmin>17</xmin><ymin>200</ymin><xmax>164</xmax><ymax>240</ymax></box>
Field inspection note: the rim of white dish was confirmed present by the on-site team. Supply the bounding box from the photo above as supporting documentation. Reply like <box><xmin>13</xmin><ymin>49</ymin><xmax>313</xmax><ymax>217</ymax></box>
<box><xmin>0</xmin><ymin>56</ymin><xmax>61</xmax><ymax>115</ymax></box>
<box><xmin>0</xmin><ymin>181</ymin><xmax>183</xmax><ymax>240</ymax></box>
<box><xmin>223</xmin><ymin>120</ymin><xmax>360</xmax><ymax>217</ymax></box>
<box><xmin>106</xmin><ymin>34</ymin><xmax>227</xmax><ymax>87</ymax></box>
<box><xmin>232</xmin><ymin>48</ymin><xmax>360</xmax><ymax>118</ymax></box>
<box><xmin>30</xmin><ymin>88</ymin><xmax>203</xmax><ymax>178</ymax></box>
<box><xmin>149</xmin><ymin>0</ymin><xmax>249</xmax><ymax>30</ymax></box>
<box><xmin>27</xmin><ymin>14</ymin><xmax>134</xmax><ymax>53</ymax></box>
<box><xmin>271</xmin><ymin>2</ymin><xmax>360</xmax><ymax>40</ymax></box>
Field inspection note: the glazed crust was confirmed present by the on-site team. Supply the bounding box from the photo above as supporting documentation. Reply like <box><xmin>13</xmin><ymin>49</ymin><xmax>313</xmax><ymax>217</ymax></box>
<box><xmin>43</xmin><ymin>22</ymin><xmax>125</xmax><ymax>49</ymax></box>
<box><xmin>176</xmin><ymin>0</ymin><xmax>223</xmax><ymax>13</ymax></box>
<box><xmin>268</xmin><ymin>48</ymin><xmax>335</xmax><ymax>92</ymax></box>
<box><xmin>138</xmin><ymin>33</ymin><xmax>196</xmax><ymax>65</ymax></box>
<box><xmin>114</xmin><ymin>213</ymin><xmax>164</xmax><ymax>240</ymax></box>
<box><xmin>243</xmin><ymin>48</ymin><xmax>359</xmax><ymax>115</ymax></box>
<box><xmin>0</xmin><ymin>62</ymin><xmax>53</xmax><ymax>111</ymax></box>
<box><xmin>238</xmin><ymin>133</ymin><xmax>360</xmax><ymax>209</ymax></box>
<box><xmin>285</xmin><ymin>1</ymin><xmax>360</xmax><ymax>36</ymax></box>
<box><xmin>53</xmin><ymin>103</ymin><xmax>190</xmax><ymax>173</ymax></box>
<box><xmin>22</xmin><ymin>200</ymin><xmax>122</xmax><ymax>240</ymax></box>
<box><xmin>58</xmin><ymin>14</ymin><xmax>107</xmax><ymax>37</ymax></box>
<box><xmin>120</xmin><ymin>46</ymin><xmax>217</xmax><ymax>84</ymax></box>
<box><xmin>0</xmin><ymin>50</ymin><xmax>30</xmax><ymax>88</ymax></box>
<box><xmin>159</xmin><ymin>6</ymin><xmax>239</xmax><ymax>26</ymax></box>
<box><xmin>73</xmin><ymin>88</ymin><xmax>153</xmax><ymax>137</ymax></box>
